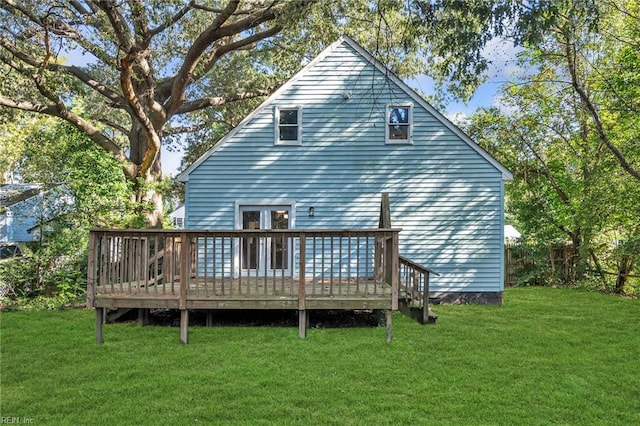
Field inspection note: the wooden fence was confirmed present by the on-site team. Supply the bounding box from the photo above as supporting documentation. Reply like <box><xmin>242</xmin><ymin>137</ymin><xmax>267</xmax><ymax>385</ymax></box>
<box><xmin>505</xmin><ymin>241</ymin><xmax>575</xmax><ymax>286</ymax></box>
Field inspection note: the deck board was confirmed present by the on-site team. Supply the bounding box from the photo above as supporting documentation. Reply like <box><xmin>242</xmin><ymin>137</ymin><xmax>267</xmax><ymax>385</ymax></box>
<box><xmin>95</xmin><ymin>278</ymin><xmax>393</xmax><ymax>310</ymax></box>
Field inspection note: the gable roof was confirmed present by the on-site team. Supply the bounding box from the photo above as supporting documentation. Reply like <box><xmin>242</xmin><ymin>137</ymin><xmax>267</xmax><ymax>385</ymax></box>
<box><xmin>177</xmin><ymin>36</ymin><xmax>512</xmax><ymax>182</ymax></box>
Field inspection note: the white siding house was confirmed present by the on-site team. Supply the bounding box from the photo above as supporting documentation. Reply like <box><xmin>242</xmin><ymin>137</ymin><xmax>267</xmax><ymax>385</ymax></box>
<box><xmin>178</xmin><ymin>36</ymin><xmax>512</xmax><ymax>303</ymax></box>
<box><xmin>168</xmin><ymin>204</ymin><xmax>185</xmax><ymax>229</ymax></box>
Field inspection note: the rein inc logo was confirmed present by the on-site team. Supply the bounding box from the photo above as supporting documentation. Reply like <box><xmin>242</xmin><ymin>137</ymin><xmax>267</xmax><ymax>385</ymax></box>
<box><xmin>0</xmin><ymin>418</ymin><xmax>34</xmax><ymax>424</ymax></box>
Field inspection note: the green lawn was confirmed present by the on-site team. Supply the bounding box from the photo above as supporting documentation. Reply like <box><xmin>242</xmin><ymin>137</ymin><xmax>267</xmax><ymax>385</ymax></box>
<box><xmin>1</xmin><ymin>287</ymin><xmax>638</xmax><ymax>425</ymax></box>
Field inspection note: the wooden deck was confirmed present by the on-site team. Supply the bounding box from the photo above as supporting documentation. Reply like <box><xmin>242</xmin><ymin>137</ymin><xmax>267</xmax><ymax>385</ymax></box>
<box><xmin>88</xmin><ymin>228</ymin><xmax>436</xmax><ymax>343</ymax></box>
<box><xmin>96</xmin><ymin>277</ymin><xmax>393</xmax><ymax>310</ymax></box>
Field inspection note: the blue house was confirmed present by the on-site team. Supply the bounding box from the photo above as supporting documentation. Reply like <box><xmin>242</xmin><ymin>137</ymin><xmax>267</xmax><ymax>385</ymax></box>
<box><xmin>0</xmin><ymin>184</ymin><xmax>73</xmax><ymax>244</ymax></box>
<box><xmin>177</xmin><ymin>36</ymin><xmax>512</xmax><ymax>304</ymax></box>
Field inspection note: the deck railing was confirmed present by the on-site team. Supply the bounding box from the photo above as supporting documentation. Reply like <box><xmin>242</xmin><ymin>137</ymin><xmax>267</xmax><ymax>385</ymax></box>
<box><xmin>87</xmin><ymin>229</ymin><xmax>400</xmax><ymax>310</ymax></box>
<box><xmin>398</xmin><ymin>255</ymin><xmax>439</xmax><ymax>324</ymax></box>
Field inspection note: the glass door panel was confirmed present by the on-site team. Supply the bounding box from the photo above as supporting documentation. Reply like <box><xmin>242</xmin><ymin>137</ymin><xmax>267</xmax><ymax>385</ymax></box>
<box><xmin>270</xmin><ymin>209</ymin><xmax>289</xmax><ymax>270</ymax></box>
<box><xmin>241</xmin><ymin>210</ymin><xmax>260</xmax><ymax>271</ymax></box>
<box><xmin>239</xmin><ymin>206</ymin><xmax>292</xmax><ymax>276</ymax></box>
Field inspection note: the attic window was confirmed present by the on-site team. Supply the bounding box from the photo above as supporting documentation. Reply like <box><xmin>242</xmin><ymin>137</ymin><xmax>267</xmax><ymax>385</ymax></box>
<box><xmin>274</xmin><ymin>106</ymin><xmax>301</xmax><ymax>145</ymax></box>
<box><xmin>386</xmin><ymin>103</ymin><xmax>413</xmax><ymax>144</ymax></box>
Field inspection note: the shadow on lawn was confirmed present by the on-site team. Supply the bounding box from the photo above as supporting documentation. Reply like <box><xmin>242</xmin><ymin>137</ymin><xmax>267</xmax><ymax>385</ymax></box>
<box><xmin>114</xmin><ymin>308</ymin><xmax>382</xmax><ymax>329</ymax></box>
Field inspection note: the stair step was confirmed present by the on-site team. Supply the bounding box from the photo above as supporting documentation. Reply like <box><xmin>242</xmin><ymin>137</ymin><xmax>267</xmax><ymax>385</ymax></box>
<box><xmin>398</xmin><ymin>302</ymin><xmax>437</xmax><ymax>324</ymax></box>
<box><xmin>106</xmin><ymin>308</ymin><xmax>134</xmax><ymax>323</ymax></box>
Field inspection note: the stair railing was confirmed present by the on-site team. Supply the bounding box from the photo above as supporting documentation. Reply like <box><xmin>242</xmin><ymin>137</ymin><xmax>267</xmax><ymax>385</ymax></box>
<box><xmin>398</xmin><ymin>255</ymin><xmax>439</xmax><ymax>324</ymax></box>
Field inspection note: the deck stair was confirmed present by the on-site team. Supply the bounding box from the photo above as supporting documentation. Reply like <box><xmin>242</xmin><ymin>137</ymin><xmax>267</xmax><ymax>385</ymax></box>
<box><xmin>398</xmin><ymin>255</ymin><xmax>439</xmax><ymax>324</ymax></box>
<box><xmin>379</xmin><ymin>193</ymin><xmax>438</xmax><ymax>325</ymax></box>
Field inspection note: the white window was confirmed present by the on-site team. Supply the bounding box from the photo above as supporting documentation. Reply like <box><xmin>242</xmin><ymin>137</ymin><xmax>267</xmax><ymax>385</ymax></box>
<box><xmin>172</xmin><ymin>217</ymin><xmax>184</xmax><ymax>229</ymax></box>
<box><xmin>274</xmin><ymin>106</ymin><xmax>302</xmax><ymax>145</ymax></box>
<box><xmin>386</xmin><ymin>103</ymin><xmax>413</xmax><ymax>144</ymax></box>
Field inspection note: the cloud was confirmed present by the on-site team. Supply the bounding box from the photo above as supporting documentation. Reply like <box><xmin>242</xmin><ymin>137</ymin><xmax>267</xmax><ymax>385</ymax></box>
<box><xmin>491</xmin><ymin>93</ymin><xmax>519</xmax><ymax>115</ymax></box>
<box><xmin>445</xmin><ymin>111</ymin><xmax>470</xmax><ymax>127</ymax></box>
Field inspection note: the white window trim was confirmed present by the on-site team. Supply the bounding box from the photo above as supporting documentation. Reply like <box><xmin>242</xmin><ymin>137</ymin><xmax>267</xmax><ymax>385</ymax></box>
<box><xmin>385</xmin><ymin>102</ymin><xmax>414</xmax><ymax>145</ymax></box>
<box><xmin>274</xmin><ymin>105</ymin><xmax>302</xmax><ymax>146</ymax></box>
<box><xmin>234</xmin><ymin>200</ymin><xmax>297</xmax><ymax>230</ymax></box>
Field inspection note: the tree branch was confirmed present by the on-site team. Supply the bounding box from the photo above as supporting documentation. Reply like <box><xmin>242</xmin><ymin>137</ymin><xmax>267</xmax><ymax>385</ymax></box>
<box><xmin>0</xmin><ymin>0</ymin><xmax>43</xmax><ymax>27</ymax></box>
<box><xmin>194</xmin><ymin>24</ymin><xmax>282</xmax><ymax>84</ymax></box>
<box><xmin>0</xmin><ymin>94</ymin><xmax>129</xmax><ymax>168</ymax></box>
<box><xmin>0</xmin><ymin>36</ymin><xmax>123</xmax><ymax>104</ymax></box>
<box><xmin>563</xmin><ymin>33</ymin><xmax>640</xmax><ymax>181</ymax></box>
<box><xmin>518</xmin><ymin>130</ymin><xmax>573</xmax><ymax>208</ymax></box>
<box><xmin>165</xmin><ymin>0</ymin><xmax>241</xmax><ymax>116</ymax></box>
<box><xmin>128</xmin><ymin>0</ymin><xmax>150</xmax><ymax>43</ymax></box>
<box><xmin>97</xmin><ymin>117</ymin><xmax>129</xmax><ymax>136</ymax></box>
<box><xmin>69</xmin><ymin>0</ymin><xmax>91</xmax><ymax>16</ymax></box>
<box><xmin>120</xmin><ymin>46</ymin><xmax>161</xmax><ymax>177</ymax></box>
<box><xmin>127</xmin><ymin>1</ymin><xmax>155</xmax><ymax>96</ymax></box>
<box><xmin>95</xmin><ymin>1</ymin><xmax>133</xmax><ymax>52</ymax></box>
<box><xmin>163</xmin><ymin>123</ymin><xmax>209</xmax><ymax>135</ymax></box>
<box><xmin>149</xmin><ymin>1</ymin><xmax>195</xmax><ymax>37</ymax></box>
<box><xmin>0</xmin><ymin>94</ymin><xmax>54</xmax><ymax>114</ymax></box>
<box><xmin>175</xmin><ymin>88</ymin><xmax>273</xmax><ymax>115</ymax></box>
<box><xmin>0</xmin><ymin>1</ymin><xmax>117</xmax><ymax>67</ymax></box>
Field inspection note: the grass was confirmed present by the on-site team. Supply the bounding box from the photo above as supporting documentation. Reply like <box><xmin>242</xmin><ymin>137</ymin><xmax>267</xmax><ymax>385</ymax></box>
<box><xmin>1</xmin><ymin>287</ymin><xmax>639</xmax><ymax>425</ymax></box>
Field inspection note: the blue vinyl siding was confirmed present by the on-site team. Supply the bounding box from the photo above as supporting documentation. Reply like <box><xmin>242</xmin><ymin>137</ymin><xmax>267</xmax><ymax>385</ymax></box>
<box><xmin>184</xmin><ymin>40</ymin><xmax>505</xmax><ymax>293</ymax></box>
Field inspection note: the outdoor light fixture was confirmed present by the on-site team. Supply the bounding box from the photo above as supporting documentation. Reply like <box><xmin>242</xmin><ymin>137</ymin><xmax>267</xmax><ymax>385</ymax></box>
<box><xmin>308</xmin><ymin>207</ymin><xmax>315</xmax><ymax>217</ymax></box>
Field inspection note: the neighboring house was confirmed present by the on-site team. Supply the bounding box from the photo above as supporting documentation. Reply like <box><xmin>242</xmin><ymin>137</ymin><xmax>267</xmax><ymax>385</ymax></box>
<box><xmin>168</xmin><ymin>204</ymin><xmax>185</xmax><ymax>229</ymax></box>
<box><xmin>177</xmin><ymin>36</ymin><xmax>512</xmax><ymax>304</ymax></box>
<box><xmin>504</xmin><ymin>225</ymin><xmax>522</xmax><ymax>241</ymax></box>
<box><xmin>0</xmin><ymin>184</ymin><xmax>74</xmax><ymax>243</ymax></box>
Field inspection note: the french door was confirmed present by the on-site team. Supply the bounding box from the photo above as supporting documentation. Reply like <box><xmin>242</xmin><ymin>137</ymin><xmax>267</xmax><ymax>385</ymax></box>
<box><xmin>239</xmin><ymin>206</ymin><xmax>291</xmax><ymax>276</ymax></box>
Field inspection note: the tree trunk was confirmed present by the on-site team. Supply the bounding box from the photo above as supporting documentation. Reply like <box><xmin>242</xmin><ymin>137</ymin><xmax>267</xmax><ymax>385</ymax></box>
<box><xmin>127</xmin><ymin>123</ymin><xmax>164</xmax><ymax>229</ymax></box>
<box><xmin>615</xmin><ymin>254</ymin><xmax>634</xmax><ymax>294</ymax></box>
<box><xmin>571</xmin><ymin>234</ymin><xmax>589</xmax><ymax>282</ymax></box>
<box><xmin>139</xmin><ymin>173</ymin><xmax>164</xmax><ymax>229</ymax></box>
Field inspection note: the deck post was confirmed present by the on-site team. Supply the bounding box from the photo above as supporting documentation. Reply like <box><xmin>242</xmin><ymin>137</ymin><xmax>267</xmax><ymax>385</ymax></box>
<box><xmin>422</xmin><ymin>272</ymin><xmax>430</xmax><ymax>324</ymax></box>
<box><xmin>138</xmin><ymin>308</ymin><xmax>149</xmax><ymax>326</ymax></box>
<box><xmin>298</xmin><ymin>233</ymin><xmax>307</xmax><ymax>339</ymax></box>
<box><xmin>378</xmin><ymin>193</ymin><xmax>391</xmax><ymax>228</ymax></box>
<box><xmin>392</xmin><ymin>231</ymin><xmax>399</xmax><ymax>311</ymax></box>
<box><xmin>298</xmin><ymin>310</ymin><xmax>308</xmax><ymax>339</ymax></box>
<box><xmin>86</xmin><ymin>231</ymin><xmax>97</xmax><ymax>309</ymax></box>
<box><xmin>180</xmin><ymin>309</ymin><xmax>189</xmax><ymax>344</ymax></box>
<box><xmin>96</xmin><ymin>307</ymin><xmax>104</xmax><ymax>344</ymax></box>
<box><xmin>179</xmin><ymin>232</ymin><xmax>189</xmax><ymax>308</ymax></box>
<box><xmin>385</xmin><ymin>309</ymin><xmax>393</xmax><ymax>343</ymax></box>
<box><xmin>206</xmin><ymin>311</ymin><xmax>213</xmax><ymax>327</ymax></box>
<box><xmin>179</xmin><ymin>232</ymin><xmax>189</xmax><ymax>343</ymax></box>
<box><xmin>165</xmin><ymin>235</ymin><xmax>173</xmax><ymax>290</ymax></box>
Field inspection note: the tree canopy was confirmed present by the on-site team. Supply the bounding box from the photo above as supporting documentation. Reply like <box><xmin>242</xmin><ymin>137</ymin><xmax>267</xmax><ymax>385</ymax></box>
<box><xmin>468</xmin><ymin>0</ymin><xmax>639</xmax><ymax>293</ymax></box>
<box><xmin>0</xmin><ymin>0</ymin><xmax>319</xmax><ymax>226</ymax></box>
